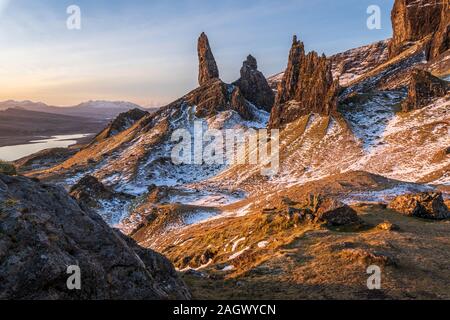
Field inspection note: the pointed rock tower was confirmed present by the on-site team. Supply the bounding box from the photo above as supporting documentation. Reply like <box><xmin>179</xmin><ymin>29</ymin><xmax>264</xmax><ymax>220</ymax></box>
<box><xmin>233</xmin><ymin>55</ymin><xmax>275</xmax><ymax>112</ymax></box>
<box><xmin>269</xmin><ymin>35</ymin><xmax>339</xmax><ymax>128</ymax></box>
<box><xmin>198</xmin><ymin>32</ymin><xmax>220</xmax><ymax>86</ymax></box>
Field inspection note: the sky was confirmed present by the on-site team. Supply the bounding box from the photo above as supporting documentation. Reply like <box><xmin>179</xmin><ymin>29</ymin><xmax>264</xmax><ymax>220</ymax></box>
<box><xmin>0</xmin><ymin>0</ymin><xmax>394</xmax><ymax>107</ymax></box>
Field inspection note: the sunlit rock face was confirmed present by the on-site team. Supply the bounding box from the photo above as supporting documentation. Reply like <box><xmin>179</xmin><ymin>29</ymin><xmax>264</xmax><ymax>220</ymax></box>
<box><xmin>197</xmin><ymin>32</ymin><xmax>220</xmax><ymax>86</ymax></box>
<box><xmin>269</xmin><ymin>36</ymin><xmax>339</xmax><ymax>128</ymax></box>
<box><xmin>401</xmin><ymin>69</ymin><xmax>449</xmax><ymax>112</ymax></box>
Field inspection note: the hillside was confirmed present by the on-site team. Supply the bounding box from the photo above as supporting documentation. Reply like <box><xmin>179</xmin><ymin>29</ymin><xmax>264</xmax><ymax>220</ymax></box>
<box><xmin>3</xmin><ymin>0</ymin><xmax>450</xmax><ymax>300</ymax></box>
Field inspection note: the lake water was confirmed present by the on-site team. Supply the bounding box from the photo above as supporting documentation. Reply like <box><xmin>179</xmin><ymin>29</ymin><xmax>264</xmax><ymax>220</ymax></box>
<box><xmin>0</xmin><ymin>134</ymin><xmax>91</xmax><ymax>161</ymax></box>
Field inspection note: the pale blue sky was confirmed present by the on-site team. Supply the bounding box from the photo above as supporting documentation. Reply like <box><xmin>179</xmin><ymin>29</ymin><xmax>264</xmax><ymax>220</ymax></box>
<box><xmin>0</xmin><ymin>0</ymin><xmax>394</xmax><ymax>106</ymax></box>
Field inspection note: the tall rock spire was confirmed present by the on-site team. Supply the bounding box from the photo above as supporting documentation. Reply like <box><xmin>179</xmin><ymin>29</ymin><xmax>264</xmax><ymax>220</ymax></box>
<box><xmin>198</xmin><ymin>32</ymin><xmax>219</xmax><ymax>86</ymax></box>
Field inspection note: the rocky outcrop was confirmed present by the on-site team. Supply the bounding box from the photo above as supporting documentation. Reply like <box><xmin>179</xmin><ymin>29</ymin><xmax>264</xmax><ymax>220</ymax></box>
<box><xmin>388</xmin><ymin>192</ymin><xmax>450</xmax><ymax>220</ymax></box>
<box><xmin>0</xmin><ymin>174</ymin><xmax>191</xmax><ymax>299</ymax></box>
<box><xmin>269</xmin><ymin>36</ymin><xmax>339</xmax><ymax>128</ymax></box>
<box><xmin>185</xmin><ymin>78</ymin><xmax>253</xmax><ymax>120</ymax></box>
<box><xmin>389</xmin><ymin>0</ymin><xmax>449</xmax><ymax>59</ymax></box>
<box><xmin>233</xmin><ymin>55</ymin><xmax>275</xmax><ymax>111</ymax></box>
<box><xmin>198</xmin><ymin>32</ymin><xmax>219</xmax><ymax>86</ymax></box>
<box><xmin>429</xmin><ymin>3</ymin><xmax>450</xmax><ymax>60</ymax></box>
<box><xmin>401</xmin><ymin>69</ymin><xmax>449</xmax><ymax>112</ymax></box>
<box><xmin>94</xmin><ymin>108</ymin><xmax>148</xmax><ymax>142</ymax></box>
<box><xmin>314</xmin><ymin>197</ymin><xmax>361</xmax><ymax>226</ymax></box>
<box><xmin>286</xmin><ymin>194</ymin><xmax>361</xmax><ymax>226</ymax></box>
<box><xmin>69</xmin><ymin>175</ymin><xmax>133</xmax><ymax>211</ymax></box>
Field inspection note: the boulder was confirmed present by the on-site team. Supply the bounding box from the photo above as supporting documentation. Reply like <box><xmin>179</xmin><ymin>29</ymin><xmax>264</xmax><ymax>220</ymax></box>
<box><xmin>0</xmin><ymin>161</ymin><xmax>16</xmax><ymax>176</ymax></box>
<box><xmin>388</xmin><ymin>192</ymin><xmax>450</xmax><ymax>220</ymax></box>
<box><xmin>314</xmin><ymin>197</ymin><xmax>361</xmax><ymax>226</ymax></box>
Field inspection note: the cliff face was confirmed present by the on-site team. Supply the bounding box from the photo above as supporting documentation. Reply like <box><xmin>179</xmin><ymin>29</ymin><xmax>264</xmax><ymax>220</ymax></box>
<box><xmin>198</xmin><ymin>32</ymin><xmax>220</xmax><ymax>86</ymax></box>
<box><xmin>389</xmin><ymin>0</ymin><xmax>449</xmax><ymax>59</ymax></box>
<box><xmin>401</xmin><ymin>69</ymin><xmax>449</xmax><ymax>112</ymax></box>
<box><xmin>269</xmin><ymin>36</ymin><xmax>339</xmax><ymax>128</ymax></box>
<box><xmin>233</xmin><ymin>55</ymin><xmax>275</xmax><ymax>112</ymax></box>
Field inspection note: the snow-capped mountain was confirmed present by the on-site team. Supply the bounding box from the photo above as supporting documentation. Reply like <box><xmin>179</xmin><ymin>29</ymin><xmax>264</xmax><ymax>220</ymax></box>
<box><xmin>0</xmin><ymin>99</ymin><xmax>146</xmax><ymax>119</ymax></box>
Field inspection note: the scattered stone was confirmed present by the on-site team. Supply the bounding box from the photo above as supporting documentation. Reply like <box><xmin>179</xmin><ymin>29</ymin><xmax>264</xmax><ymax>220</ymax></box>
<box><xmin>388</xmin><ymin>192</ymin><xmax>450</xmax><ymax>220</ymax></box>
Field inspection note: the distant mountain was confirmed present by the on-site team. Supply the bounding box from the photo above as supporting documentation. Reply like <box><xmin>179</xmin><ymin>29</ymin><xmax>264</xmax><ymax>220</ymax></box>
<box><xmin>0</xmin><ymin>100</ymin><xmax>147</xmax><ymax>120</ymax></box>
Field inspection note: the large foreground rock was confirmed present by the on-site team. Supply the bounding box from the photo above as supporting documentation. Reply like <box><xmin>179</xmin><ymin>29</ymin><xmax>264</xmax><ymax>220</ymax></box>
<box><xmin>388</xmin><ymin>192</ymin><xmax>450</xmax><ymax>220</ymax></box>
<box><xmin>314</xmin><ymin>197</ymin><xmax>361</xmax><ymax>226</ymax></box>
<box><xmin>0</xmin><ymin>174</ymin><xmax>191</xmax><ymax>299</ymax></box>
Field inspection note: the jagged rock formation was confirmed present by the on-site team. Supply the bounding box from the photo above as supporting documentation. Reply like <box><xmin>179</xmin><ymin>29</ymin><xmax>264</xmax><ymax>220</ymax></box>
<box><xmin>94</xmin><ymin>108</ymin><xmax>148</xmax><ymax>142</ymax></box>
<box><xmin>389</xmin><ymin>0</ymin><xmax>449</xmax><ymax>59</ymax></box>
<box><xmin>388</xmin><ymin>192</ymin><xmax>450</xmax><ymax>219</ymax></box>
<box><xmin>185</xmin><ymin>78</ymin><xmax>253</xmax><ymax>120</ymax></box>
<box><xmin>401</xmin><ymin>69</ymin><xmax>449</xmax><ymax>112</ymax></box>
<box><xmin>233</xmin><ymin>55</ymin><xmax>275</xmax><ymax>112</ymax></box>
<box><xmin>331</xmin><ymin>40</ymin><xmax>389</xmax><ymax>86</ymax></box>
<box><xmin>269</xmin><ymin>36</ymin><xmax>339</xmax><ymax>128</ymax></box>
<box><xmin>0</xmin><ymin>174</ymin><xmax>191</xmax><ymax>300</ymax></box>
<box><xmin>14</xmin><ymin>148</ymin><xmax>78</xmax><ymax>172</ymax></box>
<box><xmin>198</xmin><ymin>32</ymin><xmax>220</xmax><ymax>86</ymax></box>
